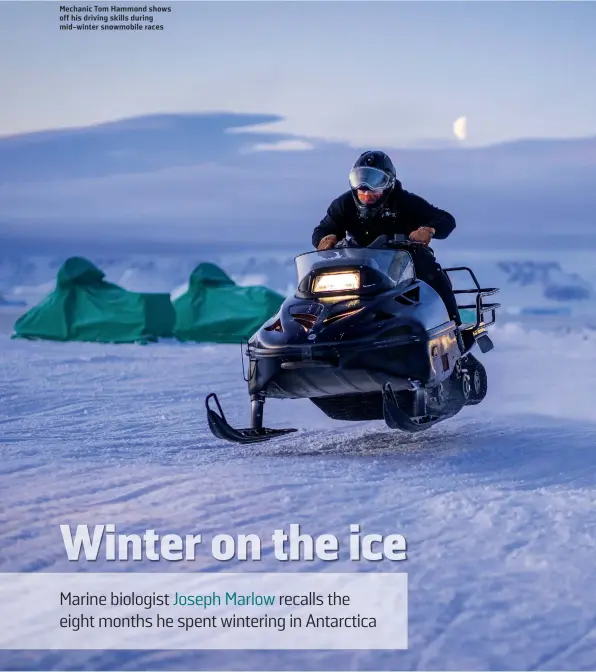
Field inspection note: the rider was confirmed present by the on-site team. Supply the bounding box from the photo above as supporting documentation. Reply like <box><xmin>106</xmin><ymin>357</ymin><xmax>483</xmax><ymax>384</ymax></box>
<box><xmin>312</xmin><ymin>150</ymin><xmax>461</xmax><ymax>327</ymax></box>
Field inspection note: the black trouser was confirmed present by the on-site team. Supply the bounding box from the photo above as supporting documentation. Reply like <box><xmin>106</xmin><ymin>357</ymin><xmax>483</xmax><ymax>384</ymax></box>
<box><xmin>410</xmin><ymin>246</ymin><xmax>461</xmax><ymax>326</ymax></box>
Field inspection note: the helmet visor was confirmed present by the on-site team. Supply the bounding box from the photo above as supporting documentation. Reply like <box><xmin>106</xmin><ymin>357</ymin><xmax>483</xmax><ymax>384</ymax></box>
<box><xmin>349</xmin><ymin>167</ymin><xmax>393</xmax><ymax>191</ymax></box>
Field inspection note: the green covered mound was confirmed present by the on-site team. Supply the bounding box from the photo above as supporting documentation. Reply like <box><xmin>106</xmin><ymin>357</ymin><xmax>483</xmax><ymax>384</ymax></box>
<box><xmin>13</xmin><ymin>257</ymin><xmax>175</xmax><ymax>343</ymax></box>
<box><xmin>173</xmin><ymin>263</ymin><xmax>285</xmax><ymax>343</ymax></box>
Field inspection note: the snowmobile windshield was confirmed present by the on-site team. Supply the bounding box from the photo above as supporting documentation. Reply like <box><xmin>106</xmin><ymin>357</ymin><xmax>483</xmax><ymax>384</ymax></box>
<box><xmin>349</xmin><ymin>167</ymin><xmax>393</xmax><ymax>191</ymax></box>
<box><xmin>295</xmin><ymin>249</ymin><xmax>415</xmax><ymax>288</ymax></box>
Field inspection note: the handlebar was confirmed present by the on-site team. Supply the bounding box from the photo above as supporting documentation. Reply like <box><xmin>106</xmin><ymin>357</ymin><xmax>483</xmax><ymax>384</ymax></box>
<box><xmin>368</xmin><ymin>234</ymin><xmax>408</xmax><ymax>248</ymax></box>
<box><xmin>334</xmin><ymin>234</ymin><xmax>426</xmax><ymax>250</ymax></box>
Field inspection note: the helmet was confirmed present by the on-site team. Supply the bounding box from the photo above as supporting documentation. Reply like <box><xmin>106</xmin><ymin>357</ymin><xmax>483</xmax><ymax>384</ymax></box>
<box><xmin>349</xmin><ymin>151</ymin><xmax>397</xmax><ymax>218</ymax></box>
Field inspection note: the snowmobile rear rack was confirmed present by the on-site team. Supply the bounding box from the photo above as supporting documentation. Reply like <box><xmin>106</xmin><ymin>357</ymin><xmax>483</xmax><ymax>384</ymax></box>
<box><xmin>205</xmin><ymin>393</ymin><xmax>297</xmax><ymax>444</ymax></box>
<box><xmin>443</xmin><ymin>266</ymin><xmax>501</xmax><ymax>330</ymax></box>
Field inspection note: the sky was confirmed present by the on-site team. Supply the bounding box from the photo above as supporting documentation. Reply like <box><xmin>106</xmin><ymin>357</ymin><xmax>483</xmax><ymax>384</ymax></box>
<box><xmin>0</xmin><ymin>1</ymin><xmax>595</xmax><ymax>147</ymax></box>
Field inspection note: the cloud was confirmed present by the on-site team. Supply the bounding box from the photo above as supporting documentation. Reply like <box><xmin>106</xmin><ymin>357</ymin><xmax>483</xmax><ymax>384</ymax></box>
<box><xmin>247</xmin><ymin>140</ymin><xmax>315</xmax><ymax>152</ymax></box>
<box><xmin>2</xmin><ymin>113</ymin><xmax>595</xmax><ymax>251</ymax></box>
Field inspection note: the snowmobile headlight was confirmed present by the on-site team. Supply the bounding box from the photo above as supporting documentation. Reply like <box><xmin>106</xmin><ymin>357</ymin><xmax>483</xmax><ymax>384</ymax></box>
<box><xmin>312</xmin><ymin>271</ymin><xmax>360</xmax><ymax>293</ymax></box>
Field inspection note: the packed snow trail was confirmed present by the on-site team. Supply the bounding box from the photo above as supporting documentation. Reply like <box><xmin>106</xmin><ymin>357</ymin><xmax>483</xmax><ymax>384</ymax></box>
<box><xmin>1</xmin><ymin>325</ymin><xmax>596</xmax><ymax>670</ymax></box>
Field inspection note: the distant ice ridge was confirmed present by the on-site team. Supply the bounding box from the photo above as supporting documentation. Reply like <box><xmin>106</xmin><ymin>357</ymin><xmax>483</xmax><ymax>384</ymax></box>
<box><xmin>0</xmin><ymin>292</ymin><xmax>26</xmax><ymax>307</ymax></box>
<box><xmin>0</xmin><ymin>253</ymin><xmax>297</xmax><ymax>302</ymax></box>
<box><xmin>1</xmin><ymin>252</ymin><xmax>594</xmax><ymax>319</ymax></box>
<box><xmin>497</xmin><ymin>260</ymin><xmax>593</xmax><ymax>301</ymax></box>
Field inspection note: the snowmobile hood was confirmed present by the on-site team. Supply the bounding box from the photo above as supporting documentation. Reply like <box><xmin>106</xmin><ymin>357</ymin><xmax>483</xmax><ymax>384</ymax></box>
<box><xmin>57</xmin><ymin>257</ymin><xmax>105</xmax><ymax>287</ymax></box>
<box><xmin>189</xmin><ymin>263</ymin><xmax>235</xmax><ymax>288</ymax></box>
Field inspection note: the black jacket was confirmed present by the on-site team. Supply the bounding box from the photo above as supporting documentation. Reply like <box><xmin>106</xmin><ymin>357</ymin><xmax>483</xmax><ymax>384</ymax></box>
<box><xmin>312</xmin><ymin>183</ymin><xmax>456</xmax><ymax>248</ymax></box>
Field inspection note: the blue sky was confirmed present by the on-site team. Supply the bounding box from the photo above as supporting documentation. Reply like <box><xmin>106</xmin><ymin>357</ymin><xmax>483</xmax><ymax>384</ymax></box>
<box><xmin>0</xmin><ymin>1</ymin><xmax>595</xmax><ymax>146</ymax></box>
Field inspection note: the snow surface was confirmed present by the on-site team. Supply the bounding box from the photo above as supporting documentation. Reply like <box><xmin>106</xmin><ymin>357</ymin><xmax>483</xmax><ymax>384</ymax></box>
<box><xmin>2</xmin><ymin>315</ymin><xmax>596</xmax><ymax>670</ymax></box>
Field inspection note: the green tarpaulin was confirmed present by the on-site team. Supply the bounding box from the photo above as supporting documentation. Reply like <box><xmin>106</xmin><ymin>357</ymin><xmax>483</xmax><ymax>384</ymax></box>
<box><xmin>12</xmin><ymin>257</ymin><xmax>175</xmax><ymax>343</ymax></box>
<box><xmin>459</xmin><ymin>308</ymin><xmax>479</xmax><ymax>325</ymax></box>
<box><xmin>173</xmin><ymin>263</ymin><xmax>285</xmax><ymax>343</ymax></box>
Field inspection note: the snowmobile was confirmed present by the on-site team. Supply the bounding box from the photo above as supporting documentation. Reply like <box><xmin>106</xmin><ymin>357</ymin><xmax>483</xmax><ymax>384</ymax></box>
<box><xmin>205</xmin><ymin>234</ymin><xmax>500</xmax><ymax>443</ymax></box>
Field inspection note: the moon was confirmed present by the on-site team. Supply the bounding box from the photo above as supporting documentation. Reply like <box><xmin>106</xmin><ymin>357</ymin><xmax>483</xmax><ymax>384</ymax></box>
<box><xmin>453</xmin><ymin>116</ymin><xmax>467</xmax><ymax>141</ymax></box>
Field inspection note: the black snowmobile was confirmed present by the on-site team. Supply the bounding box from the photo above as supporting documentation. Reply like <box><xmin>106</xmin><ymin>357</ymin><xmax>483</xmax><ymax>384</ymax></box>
<box><xmin>205</xmin><ymin>234</ymin><xmax>500</xmax><ymax>443</ymax></box>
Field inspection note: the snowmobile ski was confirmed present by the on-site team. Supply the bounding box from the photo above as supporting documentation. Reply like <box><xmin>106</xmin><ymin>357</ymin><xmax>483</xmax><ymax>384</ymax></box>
<box><xmin>382</xmin><ymin>383</ymin><xmax>442</xmax><ymax>432</ymax></box>
<box><xmin>205</xmin><ymin>393</ymin><xmax>297</xmax><ymax>444</ymax></box>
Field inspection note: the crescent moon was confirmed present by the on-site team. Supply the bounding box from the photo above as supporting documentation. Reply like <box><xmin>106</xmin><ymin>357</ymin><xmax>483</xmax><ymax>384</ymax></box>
<box><xmin>453</xmin><ymin>116</ymin><xmax>467</xmax><ymax>141</ymax></box>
